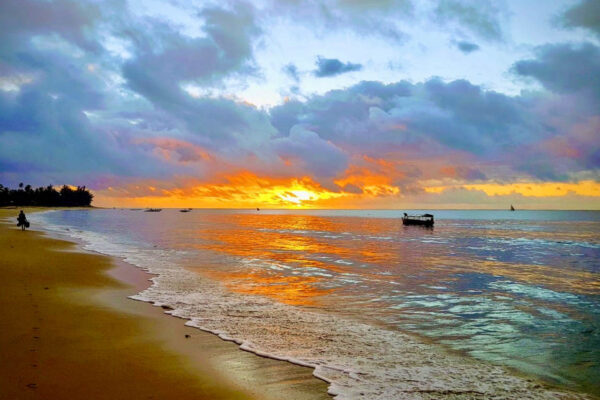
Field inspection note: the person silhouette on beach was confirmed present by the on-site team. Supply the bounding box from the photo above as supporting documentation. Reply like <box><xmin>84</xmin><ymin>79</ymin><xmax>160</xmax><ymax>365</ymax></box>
<box><xmin>17</xmin><ymin>210</ymin><xmax>29</xmax><ymax>230</ymax></box>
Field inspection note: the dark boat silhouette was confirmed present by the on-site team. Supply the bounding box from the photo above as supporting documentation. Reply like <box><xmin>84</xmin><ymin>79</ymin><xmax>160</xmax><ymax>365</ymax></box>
<box><xmin>145</xmin><ymin>208</ymin><xmax>162</xmax><ymax>212</ymax></box>
<box><xmin>179</xmin><ymin>208</ymin><xmax>192</xmax><ymax>212</ymax></box>
<box><xmin>402</xmin><ymin>213</ymin><xmax>434</xmax><ymax>227</ymax></box>
<box><xmin>510</xmin><ymin>204</ymin><xmax>515</xmax><ymax>211</ymax></box>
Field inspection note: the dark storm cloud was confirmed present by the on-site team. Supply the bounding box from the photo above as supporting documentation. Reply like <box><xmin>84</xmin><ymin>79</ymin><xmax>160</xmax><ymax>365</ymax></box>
<box><xmin>560</xmin><ymin>0</ymin><xmax>600</xmax><ymax>37</ymax></box>
<box><xmin>313</xmin><ymin>57</ymin><xmax>363</xmax><ymax>77</ymax></box>
<box><xmin>435</xmin><ymin>0</ymin><xmax>506</xmax><ymax>41</ymax></box>
<box><xmin>456</xmin><ymin>41</ymin><xmax>480</xmax><ymax>53</ymax></box>
<box><xmin>512</xmin><ymin>42</ymin><xmax>600</xmax><ymax>101</ymax></box>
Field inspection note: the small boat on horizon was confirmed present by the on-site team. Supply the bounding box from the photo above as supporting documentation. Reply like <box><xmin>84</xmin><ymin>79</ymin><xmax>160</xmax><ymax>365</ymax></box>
<box><xmin>510</xmin><ymin>204</ymin><xmax>515</xmax><ymax>211</ymax></box>
<box><xmin>402</xmin><ymin>213</ymin><xmax>434</xmax><ymax>227</ymax></box>
<box><xmin>179</xmin><ymin>208</ymin><xmax>192</xmax><ymax>212</ymax></box>
<box><xmin>145</xmin><ymin>208</ymin><xmax>162</xmax><ymax>212</ymax></box>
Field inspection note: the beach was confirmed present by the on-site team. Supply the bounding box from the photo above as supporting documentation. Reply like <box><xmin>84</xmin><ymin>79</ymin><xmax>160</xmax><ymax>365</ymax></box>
<box><xmin>0</xmin><ymin>208</ymin><xmax>330</xmax><ymax>400</ymax></box>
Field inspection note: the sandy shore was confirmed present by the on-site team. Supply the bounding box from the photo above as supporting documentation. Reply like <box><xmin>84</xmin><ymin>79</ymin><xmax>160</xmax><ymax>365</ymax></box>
<box><xmin>0</xmin><ymin>208</ymin><xmax>330</xmax><ymax>400</ymax></box>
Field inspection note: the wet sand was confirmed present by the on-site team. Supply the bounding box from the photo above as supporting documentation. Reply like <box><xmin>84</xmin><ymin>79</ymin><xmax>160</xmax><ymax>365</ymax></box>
<box><xmin>0</xmin><ymin>208</ymin><xmax>331</xmax><ymax>400</ymax></box>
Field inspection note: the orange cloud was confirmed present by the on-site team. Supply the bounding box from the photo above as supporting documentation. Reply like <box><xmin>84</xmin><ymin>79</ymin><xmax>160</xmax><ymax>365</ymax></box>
<box><xmin>425</xmin><ymin>180</ymin><xmax>600</xmax><ymax>197</ymax></box>
<box><xmin>133</xmin><ymin>137</ymin><xmax>214</xmax><ymax>163</ymax></box>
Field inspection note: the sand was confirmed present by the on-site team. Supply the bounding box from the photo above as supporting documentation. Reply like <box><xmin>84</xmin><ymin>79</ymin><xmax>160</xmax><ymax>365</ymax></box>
<box><xmin>0</xmin><ymin>208</ymin><xmax>331</xmax><ymax>400</ymax></box>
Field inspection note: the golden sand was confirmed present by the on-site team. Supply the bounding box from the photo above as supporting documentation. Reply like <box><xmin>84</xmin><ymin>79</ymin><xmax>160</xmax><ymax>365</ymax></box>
<box><xmin>0</xmin><ymin>208</ymin><xmax>330</xmax><ymax>400</ymax></box>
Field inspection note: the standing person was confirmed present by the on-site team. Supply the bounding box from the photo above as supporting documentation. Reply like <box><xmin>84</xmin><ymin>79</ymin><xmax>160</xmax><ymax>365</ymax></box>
<box><xmin>17</xmin><ymin>210</ymin><xmax>29</xmax><ymax>230</ymax></box>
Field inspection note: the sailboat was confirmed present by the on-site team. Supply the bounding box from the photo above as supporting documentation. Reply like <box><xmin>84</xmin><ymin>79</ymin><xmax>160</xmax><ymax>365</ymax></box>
<box><xmin>510</xmin><ymin>204</ymin><xmax>515</xmax><ymax>211</ymax></box>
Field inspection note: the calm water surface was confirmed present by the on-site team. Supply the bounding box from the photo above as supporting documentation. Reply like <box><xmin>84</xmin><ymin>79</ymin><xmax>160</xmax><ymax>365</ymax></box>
<box><xmin>36</xmin><ymin>209</ymin><xmax>600</xmax><ymax>397</ymax></box>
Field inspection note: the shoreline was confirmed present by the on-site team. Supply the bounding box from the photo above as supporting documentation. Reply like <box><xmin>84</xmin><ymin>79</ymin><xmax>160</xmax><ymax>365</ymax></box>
<box><xmin>0</xmin><ymin>208</ymin><xmax>331</xmax><ymax>400</ymax></box>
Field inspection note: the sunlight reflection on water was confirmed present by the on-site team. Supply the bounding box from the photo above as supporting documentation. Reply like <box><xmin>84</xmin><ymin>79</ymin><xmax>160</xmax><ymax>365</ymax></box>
<box><xmin>39</xmin><ymin>209</ymin><xmax>600</xmax><ymax>395</ymax></box>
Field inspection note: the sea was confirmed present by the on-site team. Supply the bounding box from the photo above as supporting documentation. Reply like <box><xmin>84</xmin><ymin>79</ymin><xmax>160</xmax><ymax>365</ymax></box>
<box><xmin>31</xmin><ymin>209</ymin><xmax>600</xmax><ymax>399</ymax></box>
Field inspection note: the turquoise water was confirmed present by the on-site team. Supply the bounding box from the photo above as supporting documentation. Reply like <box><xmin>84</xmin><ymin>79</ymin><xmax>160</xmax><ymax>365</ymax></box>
<box><xmin>36</xmin><ymin>209</ymin><xmax>600</xmax><ymax>397</ymax></box>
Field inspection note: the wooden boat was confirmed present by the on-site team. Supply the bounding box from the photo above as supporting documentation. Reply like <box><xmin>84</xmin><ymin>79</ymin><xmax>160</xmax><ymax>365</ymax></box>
<box><xmin>402</xmin><ymin>213</ymin><xmax>434</xmax><ymax>227</ymax></box>
<box><xmin>144</xmin><ymin>208</ymin><xmax>162</xmax><ymax>212</ymax></box>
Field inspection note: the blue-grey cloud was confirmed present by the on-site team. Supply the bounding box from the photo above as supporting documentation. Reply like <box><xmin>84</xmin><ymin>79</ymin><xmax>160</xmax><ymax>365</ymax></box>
<box><xmin>456</xmin><ymin>40</ymin><xmax>480</xmax><ymax>53</ymax></box>
<box><xmin>268</xmin><ymin>75</ymin><xmax>598</xmax><ymax>181</ymax></box>
<box><xmin>272</xmin><ymin>126</ymin><xmax>348</xmax><ymax>177</ymax></box>
<box><xmin>560</xmin><ymin>0</ymin><xmax>600</xmax><ymax>37</ymax></box>
<box><xmin>122</xmin><ymin>4</ymin><xmax>260</xmax><ymax>108</ymax></box>
<box><xmin>314</xmin><ymin>57</ymin><xmax>363</xmax><ymax>77</ymax></box>
<box><xmin>265</xmin><ymin>0</ymin><xmax>412</xmax><ymax>42</ymax></box>
<box><xmin>512</xmin><ymin>42</ymin><xmax>600</xmax><ymax>101</ymax></box>
<box><xmin>0</xmin><ymin>0</ymin><xmax>102</xmax><ymax>54</ymax></box>
<box><xmin>435</xmin><ymin>0</ymin><xmax>506</xmax><ymax>42</ymax></box>
<box><xmin>283</xmin><ymin>63</ymin><xmax>300</xmax><ymax>82</ymax></box>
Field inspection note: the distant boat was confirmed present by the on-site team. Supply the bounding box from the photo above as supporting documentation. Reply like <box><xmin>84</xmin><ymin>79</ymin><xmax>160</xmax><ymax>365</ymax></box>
<box><xmin>179</xmin><ymin>208</ymin><xmax>192</xmax><ymax>213</ymax></box>
<box><xmin>402</xmin><ymin>213</ymin><xmax>434</xmax><ymax>227</ymax></box>
<box><xmin>510</xmin><ymin>204</ymin><xmax>515</xmax><ymax>211</ymax></box>
<box><xmin>256</xmin><ymin>207</ymin><xmax>260</xmax><ymax>211</ymax></box>
<box><xmin>145</xmin><ymin>208</ymin><xmax>162</xmax><ymax>212</ymax></box>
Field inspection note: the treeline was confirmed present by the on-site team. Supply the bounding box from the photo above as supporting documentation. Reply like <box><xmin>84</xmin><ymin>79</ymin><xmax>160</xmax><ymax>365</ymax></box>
<box><xmin>0</xmin><ymin>183</ymin><xmax>93</xmax><ymax>207</ymax></box>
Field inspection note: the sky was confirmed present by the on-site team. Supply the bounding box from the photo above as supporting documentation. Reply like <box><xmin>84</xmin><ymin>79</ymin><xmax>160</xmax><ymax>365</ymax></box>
<box><xmin>0</xmin><ymin>0</ymin><xmax>599</xmax><ymax>209</ymax></box>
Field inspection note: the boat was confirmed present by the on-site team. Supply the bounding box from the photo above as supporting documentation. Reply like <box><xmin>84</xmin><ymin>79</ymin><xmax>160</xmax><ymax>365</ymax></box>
<box><xmin>144</xmin><ymin>208</ymin><xmax>162</xmax><ymax>212</ymax></box>
<box><xmin>402</xmin><ymin>213</ymin><xmax>434</xmax><ymax>227</ymax></box>
<box><xmin>510</xmin><ymin>204</ymin><xmax>515</xmax><ymax>211</ymax></box>
<box><xmin>179</xmin><ymin>208</ymin><xmax>192</xmax><ymax>212</ymax></box>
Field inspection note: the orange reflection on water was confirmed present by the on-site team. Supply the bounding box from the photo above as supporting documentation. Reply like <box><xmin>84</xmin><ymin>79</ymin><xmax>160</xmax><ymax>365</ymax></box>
<box><xmin>205</xmin><ymin>270</ymin><xmax>333</xmax><ymax>306</ymax></box>
<box><xmin>191</xmin><ymin>212</ymin><xmax>600</xmax><ymax>305</ymax></box>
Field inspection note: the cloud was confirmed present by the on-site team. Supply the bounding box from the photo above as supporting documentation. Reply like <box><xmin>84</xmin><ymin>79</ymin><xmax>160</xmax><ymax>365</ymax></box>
<box><xmin>313</xmin><ymin>57</ymin><xmax>363</xmax><ymax>77</ymax></box>
<box><xmin>268</xmin><ymin>74</ymin><xmax>599</xmax><ymax>182</ymax></box>
<box><xmin>0</xmin><ymin>0</ymin><xmax>102</xmax><ymax>53</ymax></box>
<box><xmin>440</xmin><ymin>166</ymin><xmax>486</xmax><ymax>180</ymax></box>
<box><xmin>283</xmin><ymin>63</ymin><xmax>300</xmax><ymax>82</ymax></box>
<box><xmin>512</xmin><ymin>42</ymin><xmax>600</xmax><ymax>100</ymax></box>
<box><xmin>264</xmin><ymin>0</ymin><xmax>412</xmax><ymax>42</ymax></box>
<box><xmin>560</xmin><ymin>0</ymin><xmax>600</xmax><ymax>37</ymax></box>
<box><xmin>272</xmin><ymin>126</ymin><xmax>348</xmax><ymax>177</ymax></box>
<box><xmin>121</xmin><ymin>4</ymin><xmax>260</xmax><ymax>108</ymax></box>
<box><xmin>0</xmin><ymin>0</ymin><xmax>598</xmax><ymax>207</ymax></box>
<box><xmin>435</xmin><ymin>0</ymin><xmax>507</xmax><ymax>42</ymax></box>
<box><xmin>133</xmin><ymin>138</ymin><xmax>214</xmax><ymax>164</ymax></box>
<box><xmin>455</xmin><ymin>40</ymin><xmax>480</xmax><ymax>53</ymax></box>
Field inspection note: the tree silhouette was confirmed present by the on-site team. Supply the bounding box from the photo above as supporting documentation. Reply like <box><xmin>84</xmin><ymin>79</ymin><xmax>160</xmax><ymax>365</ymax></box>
<box><xmin>0</xmin><ymin>183</ymin><xmax>93</xmax><ymax>207</ymax></box>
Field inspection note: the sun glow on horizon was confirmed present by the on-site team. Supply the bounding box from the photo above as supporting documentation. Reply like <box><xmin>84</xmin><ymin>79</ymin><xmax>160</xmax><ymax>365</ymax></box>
<box><xmin>92</xmin><ymin>172</ymin><xmax>600</xmax><ymax>210</ymax></box>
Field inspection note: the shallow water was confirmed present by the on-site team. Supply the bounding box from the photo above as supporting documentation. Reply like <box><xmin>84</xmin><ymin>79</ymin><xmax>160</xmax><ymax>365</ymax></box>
<box><xmin>34</xmin><ymin>209</ymin><xmax>600</xmax><ymax>398</ymax></box>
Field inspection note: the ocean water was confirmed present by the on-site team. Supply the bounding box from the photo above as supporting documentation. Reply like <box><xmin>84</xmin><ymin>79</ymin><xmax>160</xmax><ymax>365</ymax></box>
<box><xmin>32</xmin><ymin>209</ymin><xmax>599</xmax><ymax>399</ymax></box>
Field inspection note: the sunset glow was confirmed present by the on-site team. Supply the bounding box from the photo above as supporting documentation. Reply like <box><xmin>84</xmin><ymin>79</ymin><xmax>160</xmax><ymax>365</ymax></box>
<box><xmin>0</xmin><ymin>0</ymin><xmax>598</xmax><ymax>209</ymax></box>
